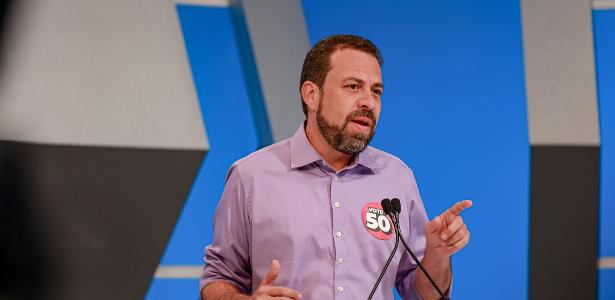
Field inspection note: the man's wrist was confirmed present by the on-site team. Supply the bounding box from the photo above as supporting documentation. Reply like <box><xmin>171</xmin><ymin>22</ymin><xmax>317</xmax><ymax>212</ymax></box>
<box><xmin>416</xmin><ymin>251</ymin><xmax>452</xmax><ymax>300</ymax></box>
<box><xmin>422</xmin><ymin>250</ymin><xmax>451</xmax><ymax>271</ymax></box>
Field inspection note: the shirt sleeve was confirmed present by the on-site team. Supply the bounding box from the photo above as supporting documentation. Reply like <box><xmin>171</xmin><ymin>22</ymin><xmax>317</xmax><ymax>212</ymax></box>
<box><xmin>395</xmin><ymin>170</ymin><xmax>452</xmax><ymax>299</ymax></box>
<box><xmin>200</xmin><ymin>165</ymin><xmax>252</xmax><ymax>294</ymax></box>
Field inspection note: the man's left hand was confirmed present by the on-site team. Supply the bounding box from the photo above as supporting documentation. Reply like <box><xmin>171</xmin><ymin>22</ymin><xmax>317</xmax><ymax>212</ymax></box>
<box><xmin>424</xmin><ymin>200</ymin><xmax>473</xmax><ymax>258</ymax></box>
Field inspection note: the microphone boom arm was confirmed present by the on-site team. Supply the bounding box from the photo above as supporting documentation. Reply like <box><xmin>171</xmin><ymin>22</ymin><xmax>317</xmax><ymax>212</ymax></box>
<box><xmin>391</xmin><ymin>212</ymin><xmax>449</xmax><ymax>300</ymax></box>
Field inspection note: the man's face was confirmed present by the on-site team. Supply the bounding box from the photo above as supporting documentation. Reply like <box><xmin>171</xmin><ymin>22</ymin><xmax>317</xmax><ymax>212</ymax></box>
<box><xmin>316</xmin><ymin>48</ymin><xmax>383</xmax><ymax>155</ymax></box>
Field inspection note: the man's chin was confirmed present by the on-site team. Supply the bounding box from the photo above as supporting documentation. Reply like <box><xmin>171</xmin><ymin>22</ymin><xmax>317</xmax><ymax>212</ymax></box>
<box><xmin>335</xmin><ymin>134</ymin><xmax>371</xmax><ymax>154</ymax></box>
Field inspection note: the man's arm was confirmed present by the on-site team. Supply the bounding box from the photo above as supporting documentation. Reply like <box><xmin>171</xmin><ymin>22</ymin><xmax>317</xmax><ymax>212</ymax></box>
<box><xmin>416</xmin><ymin>200</ymin><xmax>472</xmax><ymax>299</ymax></box>
<box><xmin>201</xmin><ymin>167</ymin><xmax>301</xmax><ymax>300</ymax></box>
<box><xmin>416</xmin><ymin>253</ymin><xmax>452</xmax><ymax>299</ymax></box>
<box><xmin>201</xmin><ymin>166</ymin><xmax>253</xmax><ymax>295</ymax></box>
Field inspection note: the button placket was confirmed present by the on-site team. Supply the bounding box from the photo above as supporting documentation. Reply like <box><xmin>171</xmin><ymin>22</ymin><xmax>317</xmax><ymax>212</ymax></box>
<box><xmin>330</xmin><ymin>174</ymin><xmax>348</xmax><ymax>298</ymax></box>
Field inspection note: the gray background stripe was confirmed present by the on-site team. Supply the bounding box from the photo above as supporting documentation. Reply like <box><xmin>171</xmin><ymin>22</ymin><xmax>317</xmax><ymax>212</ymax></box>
<box><xmin>594</xmin><ymin>0</ymin><xmax>615</xmax><ymax>9</ymax></box>
<box><xmin>521</xmin><ymin>0</ymin><xmax>600</xmax><ymax>146</ymax></box>
<box><xmin>522</xmin><ymin>0</ymin><xmax>602</xmax><ymax>299</ymax></box>
<box><xmin>0</xmin><ymin>0</ymin><xmax>207</xmax><ymax>151</ymax></box>
<box><xmin>233</xmin><ymin>0</ymin><xmax>309</xmax><ymax>142</ymax></box>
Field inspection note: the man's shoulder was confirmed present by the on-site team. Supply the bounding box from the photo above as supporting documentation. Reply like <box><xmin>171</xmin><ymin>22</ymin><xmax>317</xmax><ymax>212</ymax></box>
<box><xmin>229</xmin><ymin>138</ymin><xmax>291</xmax><ymax>175</ymax></box>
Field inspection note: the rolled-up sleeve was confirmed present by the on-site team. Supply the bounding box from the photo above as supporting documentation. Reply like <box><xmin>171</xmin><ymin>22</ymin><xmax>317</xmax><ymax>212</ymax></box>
<box><xmin>200</xmin><ymin>165</ymin><xmax>252</xmax><ymax>294</ymax></box>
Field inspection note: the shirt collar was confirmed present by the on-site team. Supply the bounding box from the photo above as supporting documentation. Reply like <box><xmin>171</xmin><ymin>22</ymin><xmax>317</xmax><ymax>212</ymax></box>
<box><xmin>289</xmin><ymin>123</ymin><xmax>383</xmax><ymax>171</ymax></box>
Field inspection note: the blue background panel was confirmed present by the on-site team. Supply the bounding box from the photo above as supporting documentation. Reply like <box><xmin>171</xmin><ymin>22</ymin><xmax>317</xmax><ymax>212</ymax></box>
<box><xmin>594</xmin><ymin>9</ymin><xmax>615</xmax><ymax>258</ymax></box>
<box><xmin>146</xmin><ymin>5</ymin><xmax>259</xmax><ymax>299</ymax></box>
<box><xmin>302</xmin><ymin>0</ymin><xmax>529</xmax><ymax>299</ymax></box>
<box><xmin>146</xmin><ymin>279</ymin><xmax>199</xmax><ymax>300</ymax></box>
<box><xmin>599</xmin><ymin>270</ymin><xmax>615</xmax><ymax>300</ymax></box>
<box><xmin>593</xmin><ymin>8</ymin><xmax>615</xmax><ymax>300</ymax></box>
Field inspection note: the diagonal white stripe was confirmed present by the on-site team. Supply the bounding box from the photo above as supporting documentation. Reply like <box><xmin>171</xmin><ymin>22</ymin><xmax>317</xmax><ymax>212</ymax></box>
<box><xmin>175</xmin><ymin>0</ymin><xmax>230</xmax><ymax>7</ymax></box>
<box><xmin>154</xmin><ymin>258</ymin><xmax>615</xmax><ymax>280</ymax></box>
<box><xmin>155</xmin><ymin>265</ymin><xmax>203</xmax><ymax>279</ymax></box>
<box><xmin>594</xmin><ymin>0</ymin><xmax>615</xmax><ymax>9</ymax></box>
<box><xmin>599</xmin><ymin>257</ymin><xmax>615</xmax><ymax>269</ymax></box>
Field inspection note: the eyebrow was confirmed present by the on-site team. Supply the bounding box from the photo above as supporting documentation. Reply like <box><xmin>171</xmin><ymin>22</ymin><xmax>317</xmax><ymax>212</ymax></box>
<box><xmin>344</xmin><ymin>77</ymin><xmax>384</xmax><ymax>89</ymax></box>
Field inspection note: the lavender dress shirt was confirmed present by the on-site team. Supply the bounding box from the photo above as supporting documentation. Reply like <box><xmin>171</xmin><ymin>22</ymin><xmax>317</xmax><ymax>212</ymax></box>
<box><xmin>201</xmin><ymin>125</ymin><xmax>433</xmax><ymax>300</ymax></box>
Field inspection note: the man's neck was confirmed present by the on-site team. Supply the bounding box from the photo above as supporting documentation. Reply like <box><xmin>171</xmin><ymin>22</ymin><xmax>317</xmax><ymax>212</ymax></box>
<box><xmin>304</xmin><ymin>119</ymin><xmax>354</xmax><ymax>173</ymax></box>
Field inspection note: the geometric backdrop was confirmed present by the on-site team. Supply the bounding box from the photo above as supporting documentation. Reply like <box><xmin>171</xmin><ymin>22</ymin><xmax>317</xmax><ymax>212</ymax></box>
<box><xmin>1</xmin><ymin>0</ymin><xmax>613</xmax><ymax>299</ymax></box>
<box><xmin>150</xmin><ymin>1</ymin><xmax>615</xmax><ymax>299</ymax></box>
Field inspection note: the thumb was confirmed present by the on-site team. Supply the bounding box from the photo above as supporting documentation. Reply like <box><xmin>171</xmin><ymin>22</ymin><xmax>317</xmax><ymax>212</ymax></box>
<box><xmin>425</xmin><ymin>215</ymin><xmax>443</xmax><ymax>235</ymax></box>
<box><xmin>260</xmin><ymin>259</ymin><xmax>280</xmax><ymax>286</ymax></box>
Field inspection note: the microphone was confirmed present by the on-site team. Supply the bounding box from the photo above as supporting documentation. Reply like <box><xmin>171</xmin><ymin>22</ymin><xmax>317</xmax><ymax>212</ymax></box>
<box><xmin>367</xmin><ymin>199</ymin><xmax>399</xmax><ymax>300</ymax></box>
<box><xmin>382</xmin><ymin>198</ymin><xmax>395</xmax><ymax>215</ymax></box>
<box><xmin>391</xmin><ymin>198</ymin><xmax>401</xmax><ymax>215</ymax></box>
<box><xmin>389</xmin><ymin>198</ymin><xmax>449</xmax><ymax>300</ymax></box>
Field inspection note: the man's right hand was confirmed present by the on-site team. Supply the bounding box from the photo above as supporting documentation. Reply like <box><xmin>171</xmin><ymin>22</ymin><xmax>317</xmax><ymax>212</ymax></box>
<box><xmin>250</xmin><ymin>259</ymin><xmax>302</xmax><ymax>300</ymax></box>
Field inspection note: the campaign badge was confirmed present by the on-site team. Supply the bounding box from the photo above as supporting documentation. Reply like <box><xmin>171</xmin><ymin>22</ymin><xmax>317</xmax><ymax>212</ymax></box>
<box><xmin>361</xmin><ymin>202</ymin><xmax>395</xmax><ymax>240</ymax></box>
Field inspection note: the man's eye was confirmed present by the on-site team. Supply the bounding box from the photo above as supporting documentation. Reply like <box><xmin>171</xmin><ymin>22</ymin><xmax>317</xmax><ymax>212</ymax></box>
<box><xmin>373</xmin><ymin>89</ymin><xmax>383</xmax><ymax>96</ymax></box>
<box><xmin>347</xmin><ymin>84</ymin><xmax>359</xmax><ymax>90</ymax></box>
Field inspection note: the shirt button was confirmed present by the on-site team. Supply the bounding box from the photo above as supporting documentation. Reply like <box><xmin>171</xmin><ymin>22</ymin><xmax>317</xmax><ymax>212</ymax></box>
<box><xmin>337</xmin><ymin>258</ymin><xmax>344</xmax><ymax>264</ymax></box>
<box><xmin>336</xmin><ymin>231</ymin><xmax>342</xmax><ymax>237</ymax></box>
<box><xmin>337</xmin><ymin>286</ymin><xmax>344</xmax><ymax>292</ymax></box>
<box><xmin>333</xmin><ymin>176</ymin><xmax>339</xmax><ymax>181</ymax></box>
<box><xmin>334</xmin><ymin>202</ymin><xmax>340</xmax><ymax>208</ymax></box>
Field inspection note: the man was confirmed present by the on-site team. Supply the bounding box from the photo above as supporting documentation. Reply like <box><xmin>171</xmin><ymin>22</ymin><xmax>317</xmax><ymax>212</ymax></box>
<box><xmin>201</xmin><ymin>35</ymin><xmax>471</xmax><ymax>300</ymax></box>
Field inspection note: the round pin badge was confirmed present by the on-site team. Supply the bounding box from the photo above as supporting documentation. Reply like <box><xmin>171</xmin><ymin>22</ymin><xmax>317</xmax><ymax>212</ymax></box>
<box><xmin>361</xmin><ymin>202</ymin><xmax>395</xmax><ymax>240</ymax></box>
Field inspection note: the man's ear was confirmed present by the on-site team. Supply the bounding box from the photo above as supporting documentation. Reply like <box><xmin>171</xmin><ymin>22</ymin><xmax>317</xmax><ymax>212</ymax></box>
<box><xmin>301</xmin><ymin>81</ymin><xmax>320</xmax><ymax>114</ymax></box>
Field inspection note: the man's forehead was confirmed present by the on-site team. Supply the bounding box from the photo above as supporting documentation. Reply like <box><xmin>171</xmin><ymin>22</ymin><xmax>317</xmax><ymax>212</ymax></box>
<box><xmin>329</xmin><ymin>49</ymin><xmax>382</xmax><ymax>81</ymax></box>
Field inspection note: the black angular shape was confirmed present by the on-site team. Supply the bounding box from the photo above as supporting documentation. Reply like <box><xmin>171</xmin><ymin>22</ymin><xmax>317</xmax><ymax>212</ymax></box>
<box><xmin>0</xmin><ymin>141</ymin><xmax>205</xmax><ymax>300</ymax></box>
<box><xmin>529</xmin><ymin>145</ymin><xmax>599</xmax><ymax>300</ymax></box>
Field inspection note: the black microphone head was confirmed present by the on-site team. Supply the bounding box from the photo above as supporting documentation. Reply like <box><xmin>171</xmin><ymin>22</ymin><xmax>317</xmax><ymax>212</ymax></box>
<box><xmin>391</xmin><ymin>198</ymin><xmax>401</xmax><ymax>214</ymax></box>
<box><xmin>380</xmin><ymin>198</ymin><xmax>392</xmax><ymax>215</ymax></box>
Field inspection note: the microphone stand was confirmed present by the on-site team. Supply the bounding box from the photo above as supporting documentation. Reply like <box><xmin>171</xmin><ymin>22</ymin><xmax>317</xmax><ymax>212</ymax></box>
<box><xmin>367</xmin><ymin>225</ymin><xmax>400</xmax><ymax>300</ymax></box>
<box><xmin>367</xmin><ymin>199</ymin><xmax>400</xmax><ymax>300</ymax></box>
<box><xmin>389</xmin><ymin>209</ymin><xmax>449</xmax><ymax>300</ymax></box>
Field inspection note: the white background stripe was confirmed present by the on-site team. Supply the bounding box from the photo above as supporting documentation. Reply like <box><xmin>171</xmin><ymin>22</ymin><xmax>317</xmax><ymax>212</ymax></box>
<box><xmin>175</xmin><ymin>0</ymin><xmax>230</xmax><ymax>7</ymax></box>
<box><xmin>599</xmin><ymin>257</ymin><xmax>615</xmax><ymax>269</ymax></box>
<box><xmin>154</xmin><ymin>258</ymin><xmax>615</xmax><ymax>280</ymax></box>
<box><xmin>155</xmin><ymin>265</ymin><xmax>203</xmax><ymax>279</ymax></box>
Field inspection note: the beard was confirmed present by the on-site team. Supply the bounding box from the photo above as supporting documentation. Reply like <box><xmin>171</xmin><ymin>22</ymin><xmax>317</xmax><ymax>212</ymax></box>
<box><xmin>316</xmin><ymin>97</ymin><xmax>377</xmax><ymax>155</ymax></box>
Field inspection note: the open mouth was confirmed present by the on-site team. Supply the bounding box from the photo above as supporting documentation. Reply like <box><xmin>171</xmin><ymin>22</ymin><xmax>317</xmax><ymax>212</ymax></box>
<box><xmin>350</xmin><ymin>117</ymin><xmax>372</xmax><ymax>130</ymax></box>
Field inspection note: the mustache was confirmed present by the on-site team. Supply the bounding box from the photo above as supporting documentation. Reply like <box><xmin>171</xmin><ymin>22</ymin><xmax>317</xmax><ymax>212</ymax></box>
<box><xmin>345</xmin><ymin>109</ymin><xmax>377</xmax><ymax>126</ymax></box>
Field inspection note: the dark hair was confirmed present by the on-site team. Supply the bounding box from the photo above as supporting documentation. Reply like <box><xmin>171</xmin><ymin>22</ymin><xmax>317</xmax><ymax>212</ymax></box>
<box><xmin>299</xmin><ymin>34</ymin><xmax>383</xmax><ymax>116</ymax></box>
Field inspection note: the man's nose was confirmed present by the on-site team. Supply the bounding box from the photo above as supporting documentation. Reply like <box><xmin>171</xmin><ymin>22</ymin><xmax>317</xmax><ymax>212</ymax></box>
<box><xmin>357</xmin><ymin>89</ymin><xmax>377</xmax><ymax>110</ymax></box>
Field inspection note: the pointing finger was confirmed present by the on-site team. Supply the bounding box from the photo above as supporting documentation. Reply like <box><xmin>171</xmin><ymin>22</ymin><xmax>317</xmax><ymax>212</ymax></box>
<box><xmin>443</xmin><ymin>200</ymin><xmax>473</xmax><ymax>222</ymax></box>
